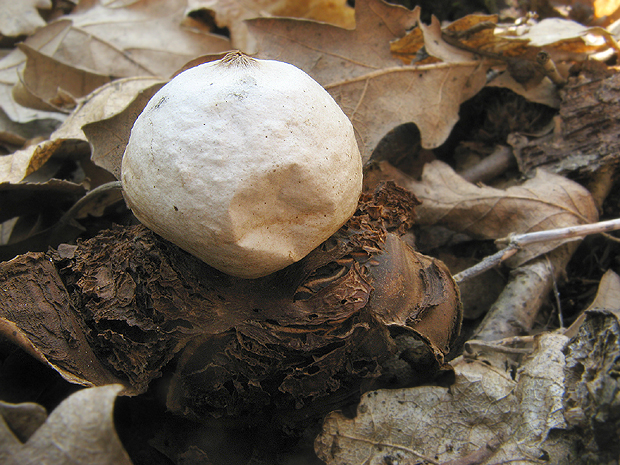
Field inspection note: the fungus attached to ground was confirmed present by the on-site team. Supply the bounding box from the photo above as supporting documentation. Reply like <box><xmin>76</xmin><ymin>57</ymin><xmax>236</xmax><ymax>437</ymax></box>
<box><xmin>121</xmin><ymin>51</ymin><xmax>363</xmax><ymax>279</ymax></box>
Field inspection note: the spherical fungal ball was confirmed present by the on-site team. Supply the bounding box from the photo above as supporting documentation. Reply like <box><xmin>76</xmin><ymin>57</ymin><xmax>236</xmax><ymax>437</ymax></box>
<box><xmin>121</xmin><ymin>52</ymin><xmax>363</xmax><ymax>279</ymax></box>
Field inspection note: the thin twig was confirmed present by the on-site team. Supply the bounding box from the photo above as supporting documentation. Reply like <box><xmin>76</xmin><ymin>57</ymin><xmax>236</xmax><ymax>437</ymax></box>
<box><xmin>454</xmin><ymin>218</ymin><xmax>620</xmax><ymax>283</ymax></box>
<box><xmin>498</xmin><ymin>218</ymin><xmax>620</xmax><ymax>247</ymax></box>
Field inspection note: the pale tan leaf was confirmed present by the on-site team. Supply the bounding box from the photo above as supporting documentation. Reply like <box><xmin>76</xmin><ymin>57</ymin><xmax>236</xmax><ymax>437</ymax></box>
<box><xmin>272</xmin><ymin>0</ymin><xmax>355</xmax><ymax>29</ymax></box>
<box><xmin>586</xmin><ymin>269</ymin><xmax>620</xmax><ymax>314</ymax></box>
<box><xmin>0</xmin><ymin>23</ymin><xmax>70</xmax><ymax>125</ymax></box>
<box><xmin>0</xmin><ymin>77</ymin><xmax>164</xmax><ymax>183</ymax></box>
<box><xmin>0</xmin><ymin>385</ymin><xmax>133</xmax><ymax>465</ymax></box>
<box><xmin>391</xmin><ymin>13</ymin><xmax>499</xmax><ymax>65</ymax></box>
<box><xmin>0</xmin><ymin>0</ymin><xmax>51</xmax><ymax>37</ymax></box>
<box><xmin>408</xmin><ymin>160</ymin><xmax>598</xmax><ymax>266</ymax></box>
<box><xmin>0</xmin><ymin>108</ymin><xmax>59</xmax><ymax>149</ymax></box>
<box><xmin>419</xmin><ymin>14</ymin><xmax>478</xmax><ymax>63</ymax></box>
<box><xmin>316</xmin><ymin>333</ymin><xmax>573</xmax><ymax>465</ymax></box>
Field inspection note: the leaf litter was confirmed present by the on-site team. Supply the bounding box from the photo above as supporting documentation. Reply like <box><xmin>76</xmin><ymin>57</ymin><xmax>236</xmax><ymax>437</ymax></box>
<box><xmin>1</xmin><ymin>0</ymin><xmax>620</xmax><ymax>464</ymax></box>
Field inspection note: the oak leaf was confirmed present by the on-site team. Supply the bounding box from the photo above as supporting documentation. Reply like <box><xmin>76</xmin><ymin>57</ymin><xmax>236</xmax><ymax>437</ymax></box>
<box><xmin>247</xmin><ymin>0</ymin><xmax>417</xmax><ymax>84</ymax></box>
<box><xmin>248</xmin><ymin>0</ymin><xmax>487</xmax><ymax>158</ymax></box>
<box><xmin>407</xmin><ymin>160</ymin><xmax>598</xmax><ymax>266</ymax></box>
<box><xmin>316</xmin><ymin>333</ymin><xmax>575</xmax><ymax>465</ymax></box>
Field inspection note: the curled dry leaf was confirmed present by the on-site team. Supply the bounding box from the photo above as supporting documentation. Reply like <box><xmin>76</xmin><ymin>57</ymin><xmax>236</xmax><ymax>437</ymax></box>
<box><xmin>0</xmin><ymin>252</ymin><xmax>129</xmax><ymax>389</ymax></box>
<box><xmin>565</xmin><ymin>269</ymin><xmax>620</xmax><ymax>337</ymax></box>
<box><xmin>53</xmin><ymin>77</ymin><xmax>166</xmax><ymax>142</ymax></box>
<box><xmin>316</xmin><ymin>333</ymin><xmax>579</xmax><ymax>465</ymax></box>
<box><xmin>0</xmin><ymin>0</ymin><xmax>229</xmax><ymax>140</ymax></box>
<box><xmin>406</xmin><ymin>160</ymin><xmax>598</xmax><ymax>266</ymax></box>
<box><xmin>0</xmin><ymin>179</ymin><xmax>86</xmax><ymax>260</ymax></box>
<box><xmin>392</xmin><ymin>14</ymin><xmax>618</xmax><ymax>66</ymax></box>
<box><xmin>0</xmin><ymin>385</ymin><xmax>132</xmax><ymax>465</ymax></box>
<box><xmin>0</xmin><ymin>183</ymin><xmax>461</xmax><ymax>430</ymax></box>
<box><xmin>81</xmin><ymin>78</ymin><xmax>166</xmax><ymax>179</ymax></box>
<box><xmin>391</xmin><ymin>12</ymin><xmax>620</xmax><ymax>110</ymax></box>
<box><xmin>0</xmin><ymin>140</ymin><xmax>63</xmax><ymax>184</ymax></box>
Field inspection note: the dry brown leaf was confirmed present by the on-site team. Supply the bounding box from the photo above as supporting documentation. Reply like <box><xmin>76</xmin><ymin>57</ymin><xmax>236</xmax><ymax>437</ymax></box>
<box><xmin>0</xmin><ymin>109</ymin><xmax>59</xmax><ymax>149</ymax></box>
<box><xmin>408</xmin><ymin>160</ymin><xmax>598</xmax><ymax>266</ymax></box>
<box><xmin>391</xmin><ymin>12</ymin><xmax>561</xmax><ymax>108</ymax></box>
<box><xmin>63</xmin><ymin>0</ymin><xmax>230</xmax><ymax>78</ymax></box>
<box><xmin>326</xmin><ymin>62</ymin><xmax>487</xmax><ymax>158</ymax></box>
<box><xmin>0</xmin><ymin>0</ymin><xmax>51</xmax><ymax>37</ymax></box>
<box><xmin>584</xmin><ymin>269</ymin><xmax>620</xmax><ymax>316</ymax></box>
<box><xmin>0</xmin><ymin>0</ymin><xmax>230</xmax><ymax>124</ymax></box>
<box><xmin>487</xmin><ymin>70</ymin><xmax>561</xmax><ymax>108</ymax></box>
<box><xmin>420</xmin><ymin>14</ymin><xmax>480</xmax><ymax>63</ymax></box>
<box><xmin>188</xmin><ymin>0</ymin><xmax>355</xmax><ymax>52</ymax></box>
<box><xmin>0</xmin><ymin>385</ymin><xmax>132</xmax><ymax>465</ymax></box>
<box><xmin>247</xmin><ymin>0</ymin><xmax>417</xmax><ymax>84</ymax></box>
<box><xmin>248</xmin><ymin>0</ymin><xmax>488</xmax><ymax>157</ymax></box>
<box><xmin>391</xmin><ymin>14</ymin><xmax>502</xmax><ymax>65</ymax></box>
<box><xmin>316</xmin><ymin>333</ymin><xmax>575</xmax><ymax>464</ymax></box>
<box><xmin>0</xmin><ymin>141</ymin><xmax>62</xmax><ymax>184</ymax></box>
